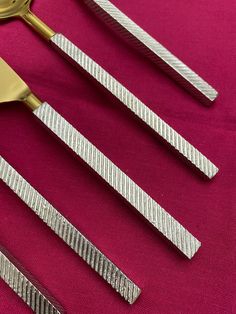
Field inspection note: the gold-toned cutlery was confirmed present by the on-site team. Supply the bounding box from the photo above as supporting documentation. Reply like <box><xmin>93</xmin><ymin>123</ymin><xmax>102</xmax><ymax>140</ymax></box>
<box><xmin>0</xmin><ymin>155</ymin><xmax>141</xmax><ymax>304</ymax></box>
<box><xmin>83</xmin><ymin>0</ymin><xmax>218</xmax><ymax>104</ymax></box>
<box><xmin>0</xmin><ymin>0</ymin><xmax>218</xmax><ymax>178</ymax></box>
<box><xmin>0</xmin><ymin>245</ymin><xmax>64</xmax><ymax>313</ymax></box>
<box><xmin>0</xmin><ymin>57</ymin><xmax>201</xmax><ymax>259</ymax></box>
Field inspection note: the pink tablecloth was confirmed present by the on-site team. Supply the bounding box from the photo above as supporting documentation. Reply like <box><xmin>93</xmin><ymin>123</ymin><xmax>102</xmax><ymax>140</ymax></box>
<box><xmin>0</xmin><ymin>0</ymin><xmax>235</xmax><ymax>313</ymax></box>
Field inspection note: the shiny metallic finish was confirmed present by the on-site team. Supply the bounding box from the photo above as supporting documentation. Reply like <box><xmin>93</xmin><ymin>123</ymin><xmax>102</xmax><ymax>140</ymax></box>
<box><xmin>0</xmin><ymin>58</ymin><xmax>42</xmax><ymax>111</ymax></box>
<box><xmin>51</xmin><ymin>34</ymin><xmax>218</xmax><ymax>179</ymax></box>
<box><xmin>0</xmin><ymin>0</ymin><xmax>55</xmax><ymax>40</ymax></box>
<box><xmin>83</xmin><ymin>0</ymin><xmax>218</xmax><ymax>104</ymax></box>
<box><xmin>33</xmin><ymin>103</ymin><xmax>201</xmax><ymax>259</ymax></box>
<box><xmin>0</xmin><ymin>156</ymin><xmax>141</xmax><ymax>304</ymax></box>
<box><xmin>0</xmin><ymin>247</ymin><xmax>63</xmax><ymax>314</ymax></box>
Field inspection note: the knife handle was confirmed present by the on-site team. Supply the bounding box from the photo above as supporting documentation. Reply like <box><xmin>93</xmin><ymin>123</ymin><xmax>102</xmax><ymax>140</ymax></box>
<box><xmin>50</xmin><ymin>33</ymin><xmax>218</xmax><ymax>179</ymax></box>
<box><xmin>33</xmin><ymin>103</ymin><xmax>201</xmax><ymax>259</ymax></box>
<box><xmin>83</xmin><ymin>0</ymin><xmax>218</xmax><ymax>104</ymax></box>
<box><xmin>0</xmin><ymin>246</ymin><xmax>64</xmax><ymax>314</ymax></box>
<box><xmin>0</xmin><ymin>156</ymin><xmax>141</xmax><ymax>304</ymax></box>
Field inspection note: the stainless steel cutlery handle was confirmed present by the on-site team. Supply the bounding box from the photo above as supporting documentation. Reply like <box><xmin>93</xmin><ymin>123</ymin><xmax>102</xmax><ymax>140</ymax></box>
<box><xmin>33</xmin><ymin>103</ymin><xmax>201</xmax><ymax>259</ymax></box>
<box><xmin>0</xmin><ymin>247</ymin><xmax>63</xmax><ymax>314</ymax></box>
<box><xmin>83</xmin><ymin>0</ymin><xmax>218</xmax><ymax>104</ymax></box>
<box><xmin>51</xmin><ymin>34</ymin><xmax>218</xmax><ymax>179</ymax></box>
<box><xmin>0</xmin><ymin>156</ymin><xmax>141</xmax><ymax>304</ymax></box>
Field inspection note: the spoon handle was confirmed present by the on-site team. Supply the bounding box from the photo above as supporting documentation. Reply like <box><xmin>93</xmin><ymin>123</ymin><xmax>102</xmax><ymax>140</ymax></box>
<box><xmin>32</xmin><ymin>102</ymin><xmax>201</xmax><ymax>259</ymax></box>
<box><xmin>50</xmin><ymin>34</ymin><xmax>218</xmax><ymax>179</ymax></box>
<box><xmin>0</xmin><ymin>156</ymin><xmax>141</xmax><ymax>304</ymax></box>
<box><xmin>0</xmin><ymin>246</ymin><xmax>64</xmax><ymax>314</ymax></box>
<box><xmin>22</xmin><ymin>11</ymin><xmax>55</xmax><ymax>40</ymax></box>
<box><xmin>83</xmin><ymin>0</ymin><xmax>218</xmax><ymax>104</ymax></box>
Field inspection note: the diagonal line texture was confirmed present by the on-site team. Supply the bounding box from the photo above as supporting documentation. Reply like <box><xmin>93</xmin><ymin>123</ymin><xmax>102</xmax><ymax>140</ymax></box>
<box><xmin>0</xmin><ymin>247</ymin><xmax>64</xmax><ymax>314</ymax></box>
<box><xmin>51</xmin><ymin>34</ymin><xmax>218</xmax><ymax>179</ymax></box>
<box><xmin>33</xmin><ymin>103</ymin><xmax>201</xmax><ymax>259</ymax></box>
<box><xmin>83</xmin><ymin>0</ymin><xmax>218</xmax><ymax>104</ymax></box>
<box><xmin>0</xmin><ymin>156</ymin><xmax>141</xmax><ymax>304</ymax></box>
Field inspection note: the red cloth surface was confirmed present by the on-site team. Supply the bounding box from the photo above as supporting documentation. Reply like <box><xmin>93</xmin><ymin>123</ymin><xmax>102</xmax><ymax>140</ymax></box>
<box><xmin>0</xmin><ymin>0</ymin><xmax>235</xmax><ymax>313</ymax></box>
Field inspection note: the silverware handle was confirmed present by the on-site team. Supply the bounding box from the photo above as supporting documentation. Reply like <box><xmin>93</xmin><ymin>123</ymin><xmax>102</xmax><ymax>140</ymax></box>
<box><xmin>33</xmin><ymin>103</ymin><xmax>201</xmax><ymax>259</ymax></box>
<box><xmin>0</xmin><ymin>246</ymin><xmax>64</xmax><ymax>314</ymax></box>
<box><xmin>0</xmin><ymin>156</ymin><xmax>141</xmax><ymax>304</ymax></box>
<box><xmin>50</xmin><ymin>34</ymin><xmax>218</xmax><ymax>179</ymax></box>
<box><xmin>83</xmin><ymin>0</ymin><xmax>218</xmax><ymax>104</ymax></box>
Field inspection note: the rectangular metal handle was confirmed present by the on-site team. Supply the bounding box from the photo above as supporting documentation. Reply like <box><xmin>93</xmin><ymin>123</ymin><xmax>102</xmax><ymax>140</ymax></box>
<box><xmin>0</xmin><ymin>246</ymin><xmax>64</xmax><ymax>314</ymax></box>
<box><xmin>51</xmin><ymin>34</ymin><xmax>218</xmax><ymax>179</ymax></box>
<box><xmin>83</xmin><ymin>0</ymin><xmax>218</xmax><ymax>104</ymax></box>
<box><xmin>33</xmin><ymin>102</ymin><xmax>201</xmax><ymax>259</ymax></box>
<box><xmin>0</xmin><ymin>156</ymin><xmax>141</xmax><ymax>304</ymax></box>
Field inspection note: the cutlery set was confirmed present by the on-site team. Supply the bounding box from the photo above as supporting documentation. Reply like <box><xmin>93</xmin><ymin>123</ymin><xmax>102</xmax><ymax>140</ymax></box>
<box><xmin>0</xmin><ymin>0</ymin><xmax>218</xmax><ymax>312</ymax></box>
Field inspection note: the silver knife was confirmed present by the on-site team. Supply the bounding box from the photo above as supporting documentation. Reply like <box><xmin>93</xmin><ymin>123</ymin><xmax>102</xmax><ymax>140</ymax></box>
<box><xmin>0</xmin><ymin>1</ymin><xmax>218</xmax><ymax>178</ymax></box>
<box><xmin>83</xmin><ymin>0</ymin><xmax>218</xmax><ymax>104</ymax></box>
<box><xmin>0</xmin><ymin>245</ymin><xmax>64</xmax><ymax>313</ymax></box>
<box><xmin>0</xmin><ymin>156</ymin><xmax>141</xmax><ymax>304</ymax></box>
<box><xmin>0</xmin><ymin>58</ymin><xmax>201</xmax><ymax>259</ymax></box>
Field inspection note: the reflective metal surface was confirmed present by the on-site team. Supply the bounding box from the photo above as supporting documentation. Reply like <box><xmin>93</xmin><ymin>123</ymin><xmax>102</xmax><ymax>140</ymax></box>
<box><xmin>0</xmin><ymin>0</ymin><xmax>55</xmax><ymax>40</ymax></box>
<box><xmin>0</xmin><ymin>57</ymin><xmax>30</xmax><ymax>104</ymax></box>
<box><xmin>0</xmin><ymin>0</ymin><xmax>31</xmax><ymax>18</ymax></box>
<box><xmin>33</xmin><ymin>102</ymin><xmax>201</xmax><ymax>259</ymax></box>
<box><xmin>0</xmin><ymin>156</ymin><xmax>141</xmax><ymax>304</ymax></box>
<box><xmin>0</xmin><ymin>58</ymin><xmax>201</xmax><ymax>257</ymax></box>
<box><xmin>83</xmin><ymin>0</ymin><xmax>218</xmax><ymax>104</ymax></box>
<box><xmin>0</xmin><ymin>246</ymin><xmax>64</xmax><ymax>313</ymax></box>
<box><xmin>0</xmin><ymin>58</ymin><xmax>42</xmax><ymax>110</ymax></box>
<box><xmin>0</xmin><ymin>57</ymin><xmax>42</xmax><ymax>110</ymax></box>
<box><xmin>51</xmin><ymin>34</ymin><xmax>218</xmax><ymax>179</ymax></box>
<box><xmin>0</xmin><ymin>6</ymin><xmax>218</xmax><ymax>177</ymax></box>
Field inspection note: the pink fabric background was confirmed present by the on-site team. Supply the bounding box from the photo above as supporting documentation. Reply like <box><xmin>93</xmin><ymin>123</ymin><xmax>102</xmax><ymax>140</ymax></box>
<box><xmin>0</xmin><ymin>0</ymin><xmax>235</xmax><ymax>313</ymax></box>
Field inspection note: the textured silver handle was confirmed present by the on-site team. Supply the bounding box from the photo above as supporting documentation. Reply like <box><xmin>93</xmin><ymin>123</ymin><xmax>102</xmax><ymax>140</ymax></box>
<box><xmin>51</xmin><ymin>33</ymin><xmax>218</xmax><ymax>179</ymax></box>
<box><xmin>0</xmin><ymin>246</ymin><xmax>64</xmax><ymax>314</ymax></box>
<box><xmin>83</xmin><ymin>0</ymin><xmax>218</xmax><ymax>104</ymax></box>
<box><xmin>0</xmin><ymin>156</ymin><xmax>141</xmax><ymax>304</ymax></box>
<box><xmin>33</xmin><ymin>103</ymin><xmax>201</xmax><ymax>259</ymax></box>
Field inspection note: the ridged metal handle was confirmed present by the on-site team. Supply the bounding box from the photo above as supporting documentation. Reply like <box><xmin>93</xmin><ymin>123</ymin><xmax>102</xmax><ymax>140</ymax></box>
<box><xmin>83</xmin><ymin>0</ymin><xmax>218</xmax><ymax>104</ymax></box>
<box><xmin>0</xmin><ymin>246</ymin><xmax>63</xmax><ymax>314</ymax></box>
<box><xmin>51</xmin><ymin>33</ymin><xmax>218</xmax><ymax>179</ymax></box>
<box><xmin>33</xmin><ymin>103</ymin><xmax>201</xmax><ymax>259</ymax></box>
<box><xmin>0</xmin><ymin>156</ymin><xmax>141</xmax><ymax>304</ymax></box>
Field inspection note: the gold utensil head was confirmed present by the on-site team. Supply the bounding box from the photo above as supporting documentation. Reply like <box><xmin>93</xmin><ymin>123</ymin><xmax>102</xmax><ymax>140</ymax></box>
<box><xmin>0</xmin><ymin>58</ymin><xmax>30</xmax><ymax>103</ymax></box>
<box><xmin>0</xmin><ymin>0</ymin><xmax>32</xmax><ymax>19</ymax></box>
